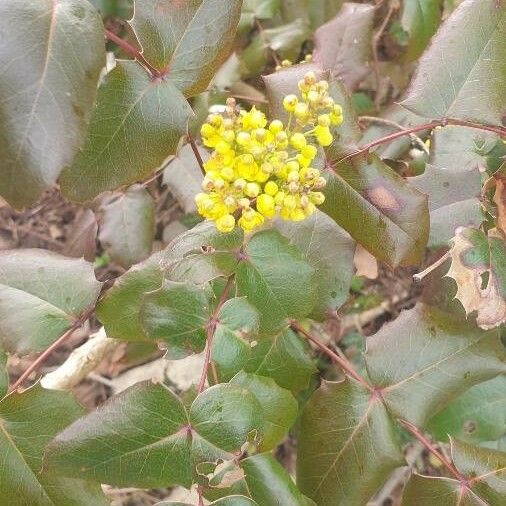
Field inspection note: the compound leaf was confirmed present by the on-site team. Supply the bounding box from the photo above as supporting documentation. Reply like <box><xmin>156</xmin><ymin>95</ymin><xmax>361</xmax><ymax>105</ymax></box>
<box><xmin>0</xmin><ymin>0</ymin><xmax>105</xmax><ymax>208</ymax></box>
<box><xmin>0</xmin><ymin>250</ymin><xmax>102</xmax><ymax>354</ymax></box>
<box><xmin>46</xmin><ymin>382</ymin><xmax>265</xmax><ymax>489</ymax></box>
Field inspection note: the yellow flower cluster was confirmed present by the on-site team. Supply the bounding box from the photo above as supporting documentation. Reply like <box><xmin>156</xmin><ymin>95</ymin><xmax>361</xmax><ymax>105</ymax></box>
<box><xmin>195</xmin><ymin>71</ymin><xmax>343</xmax><ymax>233</ymax></box>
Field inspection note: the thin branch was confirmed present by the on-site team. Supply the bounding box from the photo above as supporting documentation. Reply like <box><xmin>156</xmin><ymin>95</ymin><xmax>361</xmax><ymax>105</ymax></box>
<box><xmin>332</xmin><ymin>118</ymin><xmax>506</xmax><ymax>166</ymax></box>
<box><xmin>358</xmin><ymin>115</ymin><xmax>429</xmax><ymax>154</ymax></box>
<box><xmin>197</xmin><ymin>276</ymin><xmax>235</xmax><ymax>394</ymax></box>
<box><xmin>398</xmin><ymin>419</ymin><xmax>469</xmax><ymax>485</ymax></box>
<box><xmin>290</xmin><ymin>321</ymin><xmax>373</xmax><ymax>391</ymax></box>
<box><xmin>413</xmin><ymin>251</ymin><xmax>451</xmax><ymax>282</ymax></box>
<box><xmin>188</xmin><ymin>132</ymin><xmax>206</xmax><ymax>176</ymax></box>
<box><xmin>9</xmin><ymin>306</ymin><xmax>95</xmax><ymax>393</ymax></box>
<box><xmin>104</xmin><ymin>29</ymin><xmax>164</xmax><ymax>79</ymax></box>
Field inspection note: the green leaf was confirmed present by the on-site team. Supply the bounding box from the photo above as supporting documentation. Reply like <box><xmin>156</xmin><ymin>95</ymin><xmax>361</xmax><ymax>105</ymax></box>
<box><xmin>428</xmin><ymin>375</ymin><xmax>506</xmax><ymax>444</ymax></box>
<box><xmin>401</xmin><ymin>0</ymin><xmax>444</xmax><ymax>62</ymax></box>
<box><xmin>0</xmin><ymin>385</ymin><xmax>106</xmax><ymax>505</ymax></box>
<box><xmin>401</xmin><ymin>0</ymin><xmax>506</xmax><ymax>125</ymax></box>
<box><xmin>240</xmin><ymin>0</ymin><xmax>281</xmax><ymax>30</ymax></box>
<box><xmin>141</xmin><ymin>281</ymin><xmax>212</xmax><ymax>358</ymax></box>
<box><xmin>447</xmin><ymin>227</ymin><xmax>506</xmax><ymax>330</ymax></box>
<box><xmin>410</xmin><ymin>164</ymin><xmax>483</xmax><ymax>248</ymax></box>
<box><xmin>242</xmin><ymin>453</ymin><xmax>310</xmax><ymax>506</ymax></box>
<box><xmin>365</xmin><ymin>304</ymin><xmax>506</xmax><ymax>426</ymax></box>
<box><xmin>306</xmin><ymin>0</ymin><xmax>344</xmax><ymax>29</ymax></box>
<box><xmin>96</xmin><ymin>251</ymin><xmax>164</xmax><ymax>341</ymax></box>
<box><xmin>313</xmin><ymin>2</ymin><xmax>375</xmax><ymax>90</ymax></box>
<box><xmin>230</xmin><ymin>372</ymin><xmax>298</xmax><ymax>451</ymax></box>
<box><xmin>297</xmin><ymin>380</ymin><xmax>403</xmax><ymax>505</ymax></box>
<box><xmin>236</xmin><ymin>230</ymin><xmax>316</xmax><ymax>334</ymax></box>
<box><xmin>0</xmin><ymin>250</ymin><xmax>102</xmax><ymax>354</ymax></box>
<box><xmin>163</xmin><ymin>144</ymin><xmax>207</xmax><ymax>214</ymax></box>
<box><xmin>403</xmin><ymin>439</ymin><xmax>506</xmax><ymax>505</ymax></box>
<box><xmin>98</xmin><ymin>184</ymin><xmax>155</xmax><ymax>268</ymax></box>
<box><xmin>130</xmin><ymin>0</ymin><xmax>242</xmax><ymax>96</ymax></box>
<box><xmin>163</xmin><ymin>221</ymin><xmax>243</xmax><ymax>285</ymax></box>
<box><xmin>213</xmin><ymin>327</ymin><xmax>315</xmax><ymax>395</ymax></box>
<box><xmin>156</xmin><ymin>498</ymin><xmax>258</xmax><ymax>506</ymax></box>
<box><xmin>322</xmin><ymin>153</ymin><xmax>429</xmax><ymax>267</ymax></box>
<box><xmin>275</xmin><ymin>210</ymin><xmax>356</xmax><ymax>319</ymax></box>
<box><xmin>0</xmin><ymin>350</ymin><xmax>7</xmax><ymax>399</ymax></box>
<box><xmin>59</xmin><ymin>61</ymin><xmax>192</xmax><ymax>202</ymax></box>
<box><xmin>0</xmin><ymin>0</ymin><xmax>105</xmax><ymax>208</ymax></box>
<box><xmin>46</xmin><ymin>382</ymin><xmax>264</xmax><ymax>489</ymax></box>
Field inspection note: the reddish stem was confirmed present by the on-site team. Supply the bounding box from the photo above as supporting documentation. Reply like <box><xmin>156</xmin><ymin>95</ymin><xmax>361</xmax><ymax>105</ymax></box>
<box><xmin>9</xmin><ymin>306</ymin><xmax>95</xmax><ymax>393</ymax></box>
<box><xmin>332</xmin><ymin>118</ymin><xmax>506</xmax><ymax>166</ymax></box>
<box><xmin>188</xmin><ymin>132</ymin><xmax>206</xmax><ymax>176</ymax></box>
<box><xmin>290</xmin><ymin>321</ymin><xmax>373</xmax><ymax>392</ymax></box>
<box><xmin>398</xmin><ymin>419</ymin><xmax>469</xmax><ymax>485</ymax></box>
<box><xmin>197</xmin><ymin>276</ymin><xmax>234</xmax><ymax>394</ymax></box>
<box><xmin>104</xmin><ymin>29</ymin><xmax>163</xmax><ymax>79</ymax></box>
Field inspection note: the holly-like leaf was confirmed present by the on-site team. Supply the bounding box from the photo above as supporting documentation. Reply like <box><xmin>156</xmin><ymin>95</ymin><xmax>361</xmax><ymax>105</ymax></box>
<box><xmin>60</xmin><ymin>61</ymin><xmax>192</xmax><ymax>202</ymax></box>
<box><xmin>313</xmin><ymin>2</ymin><xmax>375</xmax><ymax>90</ymax></box>
<box><xmin>275</xmin><ymin>210</ymin><xmax>356</xmax><ymax>319</ymax></box>
<box><xmin>0</xmin><ymin>250</ymin><xmax>102</xmax><ymax>354</ymax></box>
<box><xmin>401</xmin><ymin>0</ymin><xmax>506</xmax><ymax>125</ymax></box>
<box><xmin>45</xmin><ymin>381</ymin><xmax>265</xmax><ymax>488</ymax></box>
<box><xmin>0</xmin><ymin>385</ymin><xmax>107</xmax><ymax>504</ymax></box>
<box><xmin>365</xmin><ymin>304</ymin><xmax>506</xmax><ymax>426</ymax></box>
<box><xmin>163</xmin><ymin>144</ymin><xmax>207</xmax><ymax>214</ymax></box>
<box><xmin>99</xmin><ymin>184</ymin><xmax>155</xmax><ymax>269</ymax></box>
<box><xmin>236</xmin><ymin>230</ymin><xmax>316</xmax><ymax>334</ymax></box>
<box><xmin>428</xmin><ymin>375</ymin><xmax>506</xmax><ymax>444</ymax></box>
<box><xmin>306</xmin><ymin>0</ymin><xmax>345</xmax><ymax>29</ymax></box>
<box><xmin>163</xmin><ymin>221</ymin><xmax>243</xmax><ymax>285</ymax></box>
<box><xmin>213</xmin><ymin>327</ymin><xmax>315</xmax><ymax>395</ymax></box>
<box><xmin>230</xmin><ymin>372</ymin><xmax>298</xmax><ymax>451</ymax></box>
<box><xmin>322</xmin><ymin>153</ymin><xmax>429</xmax><ymax>267</ymax></box>
<box><xmin>240</xmin><ymin>0</ymin><xmax>281</xmax><ymax>30</ymax></box>
<box><xmin>401</xmin><ymin>0</ymin><xmax>443</xmax><ymax>62</ymax></box>
<box><xmin>140</xmin><ymin>281</ymin><xmax>212</xmax><ymax>358</ymax></box>
<box><xmin>446</xmin><ymin>227</ymin><xmax>506</xmax><ymax>330</ymax></box>
<box><xmin>0</xmin><ymin>350</ymin><xmax>7</xmax><ymax>399</ymax></box>
<box><xmin>410</xmin><ymin>164</ymin><xmax>483</xmax><ymax>248</ymax></box>
<box><xmin>242</xmin><ymin>453</ymin><xmax>311</xmax><ymax>506</ymax></box>
<box><xmin>96</xmin><ymin>251</ymin><xmax>164</xmax><ymax>341</ymax></box>
<box><xmin>0</xmin><ymin>0</ymin><xmax>105</xmax><ymax>208</ymax></box>
<box><xmin>403</xmin><ymin>439</ymin><xmax>506</xmax><ymax>505</ymax></box>
<box><xmin>130</xmin><ymin>0</ymin><xmax>242</xmax><ymax>96</ymax></box>
<box><xmin>297</xmin><ymin>380</ymin><xmax>404</xmax><ymax>505</ymax></box>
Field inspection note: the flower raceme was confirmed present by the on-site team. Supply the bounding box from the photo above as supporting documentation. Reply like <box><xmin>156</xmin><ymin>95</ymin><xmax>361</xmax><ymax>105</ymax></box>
<box><xmin>195</xmin><ymin>71</ymin><xmax>343</xmax><ymax>233</ymax></box>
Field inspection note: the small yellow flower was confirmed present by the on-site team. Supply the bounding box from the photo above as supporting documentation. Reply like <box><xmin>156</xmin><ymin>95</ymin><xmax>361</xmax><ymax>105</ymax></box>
<box><xmin>216</xmin><ymin>214</ymin><xmax>236</xmax><ymax>233</ymax></box>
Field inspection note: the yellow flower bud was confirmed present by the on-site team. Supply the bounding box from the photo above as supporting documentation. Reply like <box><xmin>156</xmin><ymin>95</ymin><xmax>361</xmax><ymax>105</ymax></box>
<box><xmin>309</xmin><ymin>191</ymin><xmax>325</xmax><ymax>205</ymax></box>
<box><xmin>236</xmin><ymin>131</ymin><xmax>251</xmax><ymax>145</ymax></box>
<box><xmin>286</xmin><ymin>160</ymin><xmax>300</xmax><ymax>173</ymax></box>
<box><xmin>304</xmin><ymin>71</ymin><xmax>316</xmax><ymax>85</ymax></box>
<box><xmin>256</xmin><ymin>193</ymin><xmax>275</xmax><ymax>218</ymax></box>
<box><xmin>216</xmin><ymin>140</ymin><xmax>231</xmax><ymax>154</ymax></box>
<box><xmin>269</xmin><ymin>120</ymin><xmax>284</xmax><ymax>134</ymax></box>
<box><xmin>264</xmin><ymin>181</ymin><xmax>279</xmax><ymax>196</ymax></box>
<box><xmin>284</xmin><ymin>195</ymin><xmax>297</xmax><ymax>210</ymax></box>
<box><xmin>287</xmin><ymin>171</ymin><xmax>299</xmax><ymax>183</ymax></box>
<box><xmin>318</xmin><ymin>114</ymin><xmax>331</xmax><ymax>127</ymax></box>
<box><xmin>330</xmin><ymin>112</ymin><xmax>344</xmax><ymax>126</ymax></box>
<box><xmin>283</xmin><ymin>94</ymin><xmax>298</xmax><ymax>112</ymax></box>
<box><xmin>291</xmin><ymin>208</ymin><xmax>306</xmax><ymax>221</ymax></box>
<box><xmin>315</xmin><ymin>125</ymin><xmax>333</xmax><ymax>147</ymax></box>
<box><xmin>296</xmin><ymin>154</ymin><xmax>312</xmax><ymax>168</ymax></box>
<box><xmin>234</xmin><ymin>178</ymin><xmax>247</xmax><ymax>190</ymax></box>
<box><xmin>238</xmin><ymin>197</ymin><xmax>250</xmax><ymax>209</ymax></box>
<box><xmin>216</xmin><ymin>214</ymin><xmax>235</xmax><ymax>233</ymax></box>
<box><xmin>200</xmin><ymin>123</ymin><xmax>215</xmax><ymax>138</ymax></box>
<box><xmin>261</xmin><ymin>162</ymin><xmax>274</xmax><ymax>174</ymax></box>
<box><xmin>274</xmin><ymin>191</ymin><xmax>286</xmax><ymax>205</ymax></box>
<box><xmin>220</xmin><ymin>167</ymin><xmax>235</xmax><ymax>181</ymax></box>
<box><xmin>307</xmin><ymin>90</ymin><xmax>319</xmax><ymax>104</ymax></box>
<box><xmin>245</xmin><ymin>182</ymin><xmax>260</xmax><ymax>198</ymax></box>
<box><xmin>301</xmin><ymin>145</ymin><xmax>317</xmax><ymax>159</ymax></box>
<box><xmin>276</xmin><ymin>131</ymin><xmax>288</xmax><ymax>144</ymax></box>
<box><xmin>333</xmin><ymin>104</ymin><xmax>343</xmax><ymax>116</ymax></box>
<box><xmin>294</xmin><ymin>102</ymin><xmax>309</xmax><ymax>119</ymax></box>
<box><xmin>281</xmin><ymin>59</ymin><xmax>292</xmax><ymax>67</ymax></box>
<box><xmin>208</xmin><ymin>114</ymin><xmax>223</xmax><ymax>127</ymax></box>
<box><xmin>290</xmin><ymin>132</ymin><xmax>307</xmax><ymax>150</ymax></box>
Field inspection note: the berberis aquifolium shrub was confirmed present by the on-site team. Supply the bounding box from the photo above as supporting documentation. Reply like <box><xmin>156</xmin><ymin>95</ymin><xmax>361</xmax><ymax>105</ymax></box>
<box><xmin>0</xmin><ymin>0</ymin><xmax>505</xmax><ymax>505</ymax></box>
